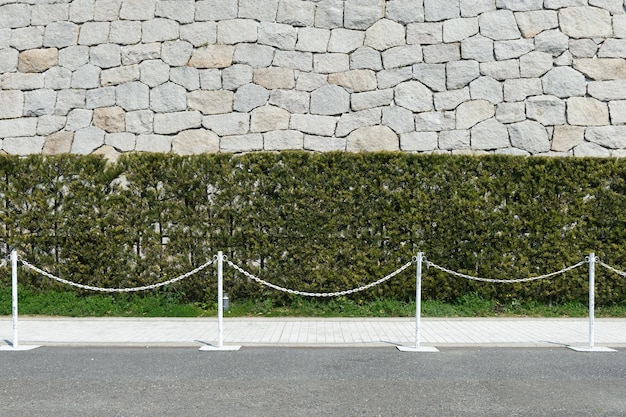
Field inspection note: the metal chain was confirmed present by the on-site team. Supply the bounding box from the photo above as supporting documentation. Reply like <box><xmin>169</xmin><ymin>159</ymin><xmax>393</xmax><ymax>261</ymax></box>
<box><xmin>423</xmin><ymin>258</ymin><xmax>587</xmax><ymax>283</ymax></box>
<box><xmin>599</xmin><ymin>261</ymin><xmax>626</xmax><ymax>278</ymax></box>
<box><xmin>225</xmin><ymin>258</ymin><xmax>414</xmax><ymax>297</ymax></box>
<box><xmin>19</xmin><ymin>257</ymin><xmax>214</xmax><ymax>293</ymax></box>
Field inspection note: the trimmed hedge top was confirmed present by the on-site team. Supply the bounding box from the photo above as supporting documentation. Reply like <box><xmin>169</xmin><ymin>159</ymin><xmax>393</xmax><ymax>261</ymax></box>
<box><xmin>1</xmin><ymin>152</ymin><xmax>625</xmax><ymax>305</ymax></box>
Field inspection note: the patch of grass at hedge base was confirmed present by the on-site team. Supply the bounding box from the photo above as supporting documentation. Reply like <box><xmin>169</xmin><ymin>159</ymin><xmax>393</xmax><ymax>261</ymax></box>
<box><xmin>1</xmin><ymin>152</ymin><xmax>625</xmax><ymax>307</ymax></box>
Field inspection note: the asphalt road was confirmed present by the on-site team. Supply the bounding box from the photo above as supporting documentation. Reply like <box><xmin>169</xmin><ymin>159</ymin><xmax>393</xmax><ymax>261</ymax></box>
<box><xmin>2</xmin><ymin>347</ymin><xmax>625</xmax><ymax>417</ymax></box>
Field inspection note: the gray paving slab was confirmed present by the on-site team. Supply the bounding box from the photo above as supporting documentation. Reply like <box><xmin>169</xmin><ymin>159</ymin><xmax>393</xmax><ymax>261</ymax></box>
<box><xmin>1</xmin><ymin>316</ymin><xmax>625</xmax><ymax>349</ymax></box>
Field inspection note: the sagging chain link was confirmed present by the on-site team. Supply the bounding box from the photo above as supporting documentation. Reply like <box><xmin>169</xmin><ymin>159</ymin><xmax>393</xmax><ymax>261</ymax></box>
<box><xmin>225</xmin><ymin>258</ymin><xmax>414</xmax><ymax>297</ymax></box>
<box><xmin>20</xmin><ymin>257</ymin><xmax>214</xmax><ymax>293</ymax></box>
<box><xmin>423</xmin><ymin>257</ymin><xmax>587</xmax><ymax>283</ymax></box>
<box><xmin>599</xmin><ymin>261</ymin><xmax>626</xmax><ymax>278</ymax></box>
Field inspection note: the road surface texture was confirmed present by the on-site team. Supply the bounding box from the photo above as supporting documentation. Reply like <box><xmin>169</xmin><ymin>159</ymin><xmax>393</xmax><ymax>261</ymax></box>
<box><xmin>2</xmin><ymin>347</ymin><xmax>625</xmax><ymax>416</ymax></box>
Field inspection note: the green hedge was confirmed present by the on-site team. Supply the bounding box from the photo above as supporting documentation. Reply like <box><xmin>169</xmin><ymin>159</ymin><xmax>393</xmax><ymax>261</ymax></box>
<box><xmin>1</xmin><ymin>152</ymin><xmax>625</xmax><ymax>305</ymax></box>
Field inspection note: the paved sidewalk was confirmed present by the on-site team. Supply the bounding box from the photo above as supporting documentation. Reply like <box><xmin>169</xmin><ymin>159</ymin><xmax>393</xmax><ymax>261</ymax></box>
<box><xmin>1</xmin><ymin>317</ymin><xmax>625</xmax><ymax>349</ymax></box>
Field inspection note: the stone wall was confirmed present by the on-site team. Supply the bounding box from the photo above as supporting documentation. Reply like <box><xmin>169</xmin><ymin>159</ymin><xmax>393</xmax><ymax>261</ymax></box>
<box><xmin>1</xmin><ymin>0</ymin><xmax>625</xmax><ymax>159</ymax></box>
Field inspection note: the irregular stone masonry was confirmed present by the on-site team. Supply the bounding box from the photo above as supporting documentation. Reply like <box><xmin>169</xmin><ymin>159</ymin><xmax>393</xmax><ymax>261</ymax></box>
<box><xmin>1</xmin><ymin>0</ymin><xmax>626</xmax><ymax>159</ymax></box>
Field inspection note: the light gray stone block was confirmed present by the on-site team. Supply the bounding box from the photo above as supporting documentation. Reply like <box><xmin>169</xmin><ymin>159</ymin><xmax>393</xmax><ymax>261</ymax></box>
<box><xmin>79</xmin><ymin>22</ymin><xmax>110</xmax><ymax>46</ymax></box>
<box><xmin>382</xmin><ymin>45</ymin><xmax>423</xmax><ymax>69</ymax></box>
<box><xmin>559</xmin><ymin>6</ymin><xmax>612</xmax><ymax>38</ymax></box>
<box><xmin>86</xmin><ymin>87</ymin><xmax>116</xmax><ymax>109</ymax></box>
<box><xmin>350</xmin><ymin>47</ymin><xmax>383</xmax><ymax>70</ymax></box>
<box><xmin>461</xmin><ymin>35</ymin><xmax>495</xmax><ymax>62</ymax></box>
<box><xmin>150</xmin><ymin>82</ymin><xmax>187</xmax><ymax>112</ymax></box>
<box><xmin>336</xmin><ymin>108</ymin><xmax>381</xmax><ymax>136</ymax></box>
<box><xmin>460</xmin><ymin>0</ymin><xmax>495</xmax><ymax>17</ymax></box>
<box><xmin>519</xmin><ymin>51</ymin><xmax>553</xmax><ymax>78</ymax></box>
<box><xmin>156</xmin><ymin>0</ymin><xmax>195</xmax><ymax>23</ymax></box>
<box><xmin>218</xmin><ymin>19</ymin><xmax>258</xmax><ymax>45</ymax></box>
<box><xmin>0</xmin><ymin>118</ymin><xmax>37</xmax><ymax>139</ymax></box>
<box><xmin>94</xmin><ymin>0</ymin><xmax>124</xmax><ymax>21</ymax></box>
<box><xmin>250</xmin><ymin>105</ymin><xmax>291</xmax><ymax>132</ymax></box>
<box><xmin>24</xmin><ymin>89</ymin><xmax>56</xmax><ymax>117</ymax></box>
<box><xmin>220</xmin><ymin>133</ymin><xmax>263</xmax><ymax>153</ymax></box>
<box><xmin>199</xmin><ymin>69</ymin><xmax>222</xmax><ymax>90</ymax></box>
<box><xmin>496</xmin><ymin>0</ymin><xmax>543</xmax><ymax>11</ymax></box>
<box><xmin>290</xmin><ymin>114</ymin><xmax>337</xmax><ymax>136</ymax></box>
<box><xmin>315</xmin><ymin>0</ymin><xmax>344</xmax><ymax>29</ymax></box>
<box><xmin>44</xmin><ymin>22</ymin><xmax>79</xmax><ymax>48</ymax></box>
<box><xmin>90</xmin><ymin>44</ymin><xmax>121</xmax><ymax>69</ymax></box>
<box><xmin>121</xmin><ymin>43</ymin><xmax>161</xmax><ymax>65</ymax></box>
<box><xmin>202</xmin><ymin>113</ymin><xmax>250</xmax><ymax>136</ymax></box>
<box><xmin>446</xmin><ymin>60</ymin><xmax>480</xmax><ymax>89</ymax></box>
<box><xmin>542</xmin><ymin>67</ymin><xmax>586</xmax><ymax>98</ymax></box>
<box><xmin>569</xmin><ymin>39</ymin><xmax>598</xmax><ymax>58</ymax></box>
<box><xmin>480</xmin><ymin>60</ymin><xmax>520</xmax><ymax>80</ymax></box>
<box><xmin>443</xmin><ymin>17</ymin><xmax>479</xmax><ymax>42</ymax></box>
<box><xmin>535</xmin><ymin>29</ymin><xmax>569</xmax><ymax>57</ymax></box>
<box><xmin>414</xmin><ymin>63</ymin><xmax>446</xmax><ymax>92</ymax></box>
<box><xmin>59</xmin><ymin>46</ymin><xmax>89</xmax><ymax>70</ymax></box>
<box><xmin>314</xmin><ymin>53</ymin><xmax>350</xmax><ymax>73</ymax></box>
<box><xmin>195</xmin><ymin>0</ymin><xmax>238</xmax><ymax>21</ymax></box>
<box><xmin>264</xmin><ymin>130</ymin><xmax>304</xmax><ymax>150</ymax></box>
<box><xmin>479</xmin><ymin>10</ymin><xmax>520</xmax><ymax>40</ymax></box>
<box><xmin>598</xmin><ymin>40</ymin><xmax>626</xmax><ymax>58</ymax></box>
<box><xmin>233</xmin><ymin>84</ymin><xmax>270</xmax><ymax>112</ymax></box>
<box><xmin>587</xmin><ymin>80</ymin><xmax>626</xmax><ymax>101</ymax></box>
<box><xmin>494</xmin><ymin>39</ymin><xmax>534</xmax><ymax>60</ymax></box>
<box><xmin>222</xmin><ymin>65</ymin><xmax>253</xmax><ymax>91</ymax></box>
<box><xmin>351</xmin><ymin>89</ymin><xmax>394</xmax><ymax>110</ymax></box>
<box><xmin>567</xmin><ymin>97</ymin><xmax>609</xmax><ymax>126</ymax></box>
<box><xmin>385</xmin><ymin>0</ymin><xmax>424</xmax><ymax>24</ymax></box>
<box><xmin>187</xmin><ymin>90</ymin><xmax>235</xmax><ymax>114</ymax></box>
<box><xmin>125</xmin><ymin>110</ymin><xmax>154</xmax><ymax>134</ymax></box>
<box><xmin>439</xmin><ymin>129</ymin><xmax>470</xmax><ymax>150</ymax></box>
<box><xmin>365</xmin><ymin>19</ymin><xmax>406</xmax><ymax>51</ymax></box>
<box><xmin>424</xmin><ymin>43</ymin><xmax>461</xmax><ymax>64</ymax></box>
<box><xmin>162</xmin><ymin>40</ymin><xmax>193</xmax><ymax>67</ymax></box>
<box><xmin>471</xmin><ymin>118</ymin><xmax>509</xmax><ymax>150</ymax></box>
<box><xmin>71</xmin><ymin>126</ymin><xmax>105</xmax><ymax>154</ymax></box>
<box><xmin>304</xmin><ymin>135</ymin><xmax>346</xmax><ymax>151</ymax></box>
<box><xmin>469</xmin><ymin>76</ymin><xmax>502</xmax><ymax>104</ymax></box>
<box><xmin>180</xmin><ymin>22</ymin><xmax>217</xmax><ymax>47</ymax></box>
<box><xmin>382</xmin><ymin>106</ymin><xmax>415</xmax><ymax>133</ymax></box>
<box><xmin>234</xmin><ymin>44</ymin><xmax>275</xmax><ymax>68</ymax></box>
<box><xmin>9</xmin><ymin>27</ymin><xmax>44</xmax><ymax>51</ymax></box>
<box><xmin>585</xmin><ymin>126</ymin><xmax>626</xmax><ymax>149</ymax></box>
<box><xmin>106</xmin><ymin>132</ymin><xmax>137</xmax><ymax>152</ymax></box>
<box><xmin>407</xmin><ymin>22</ymin><xmax>442</xmax><ymax>44</ymax></box>
<box><xmin>344</xmin><ymin>0</ymin><xmax>384</xmax><ymax>30</ymax></box>
<box><xmin>503</xmin><ymin>78</ymin><xmax>542</xmax><ymax>102</ymax></box>
<box><xmin>456</xmin><ymin>100</ymin><xmax>495</xmax><ymax>129</ymax></box>
<box><xmin>328</xmin><ymin>69</ymin><xmax>377</xmax><ymax>92</ymax></box>
<box><xmin>269</xmin><ymin>89</ymin><xmax>310</xmax><ymax>113</ymax></box>
<box><xmin>0</xmin><ymin>90</ymin><xmax>24</xmax><ymax>119</ymax></box>
<box><xmin>258</xmin><ymin>22</ymin><xmax>297</xmax><ymax>50</ymax></box>
<box><xmin>271</xmin><ymin>51</ymin><xmax>311</xmax><ymax>71</ymax></box>
<box><xmin>400</xmin><ymin>131</ymin><xmax>437</xmax><ymax>151</ymax></box>
<box><xmin>239</xmin><ymin>0</ymin><xmax>280</xmax><ymax>22</ymax></box>
<box><xmin>296</xmin><ymin>27</ymin><xmax>330</xmax><ymax>52</ymax></box>
<box><xmin>435</xmin><ymin>87</ymin><xmax>471</xmax><ymax>110</ymax></box>
<box><xmin>348</xmin><ymin>125</ymin><xmax>399</xmax><ymax>151</ymax></box>
<box><xmin>496</xmin><ymin>102</ymin><xmax>525</xmax><ymax>123</ymax></box>
<box><xmin>574</xmin><ymin>58</ymin><xmax>626</xmax><ymax>80</ymax></box>
<box><xmin>55</xmin><ymin>90</ymin><xmax>86</xmax><ymax>116</ymax></box>
<box><xmin>551</xmin><ymin>125</ymin><xmax>584</xmax><ymax>152</ymax></box>
<box><xmin>140</xmin><ymin>60</ymin><xmax>170</xmax><ymax>87</ymax></box>
<box><xmin>415</xmin><ymin>111</ymin><xmax>455</xmax><ymax>131</ymax></box>
<box><xmin>394</xmin><ymin>80</ymin><xmax>433</xmax><ymax>112</ymax></box>
<box><xmin>277</xmin><ymin>0</ymin><xmax>315</xmax><ymax>27</ymax></box>
<box><xmin>615</xmin><ymin>15</ymin><xmax>626</xmax><ymax>39</ymax></box>
<box><xmin>0</xmin><ymin>4</ymin><xmax>31</xmax><ymax>29</ymax></box>
<box><xmin>116</xmin><ymin>81</ymin><xmax>151</xmax><ymax>111</ymax></box>
<box><xmin>377</xmin><ymin>67</ymin><xmax>413</xmax><ymax>88</ymax></box>
<box><xmin>573</xmin><ymin>141</ymin><xmax>611</xmax><ymax>157</ymax></box>
<box><xmin>119</xmin><ymin>0</ymin><xmax>156</xmax><ymax>20</ymax></box>
<box><xmin>295</xmin><ymin>72</ymin><xmax>327</xmax><ymax>91</ymax></box>
<box><xmin>66</xmin><ymin>109</ymin><xmax>93</xmax><ymax>131</ymax></box>
<box><xmin>171</xmin><ymin>67</ymin><xmax>200</xmax><ymax>91</ymax></box>
<box><xmin>71</xmin><ymin>64</ymin><xmax>101</xmax><ymax>89</ymax></box>
<box><xmin>136</xmin><ymin>134</ymin><xmax>172</xmax><ymax>152</ymax></box>
<box><xmin>154</xmin><ymin>111</ymin><xmax>202</xmax><ymax>135</ymax></box>
<box><xmin>110</xmin><ymin>21</ymin><xmax>142</xmax><ymax>45</ymax></box>
<box><xmin>3</xmin><ymin>137</ymin><xmax>46</xmax><ymax>155</ymax></box>
<box><xmin>310</xmin><ymin>85</ymin><xmax>350</xmax><ymax>115</ymax></box>
<box><xmin>515</xmin><ymin>10</ymin><xmax>558</xmax><ymax>38</ymax></box>
<box><xmin>508</xmin><ymin>120</ymin><xmax>550</xmax><ymax>154</ymax></box>
<box><xmin>329</xmin><ymin>29</ymin><xmax>365</xmax><ymax>53</ymax></box>
<box><xmin>543</xmin><ymin>0</ymin><xmax>587</xmax><ymax>9</ymax></box>
<box><xmin>609</xmin><ymin>100</ymin><xmax>626</xmax><ymax>125</ymax></box>
<box><xmin>424</xmin><ymin>0</ymin><xmax>460</xmax><ymax>22</ymax></box>
<box><xmin>526</xmin><ymin>95</ymin><xmax>566</xmax><ymax>125</ymax></box>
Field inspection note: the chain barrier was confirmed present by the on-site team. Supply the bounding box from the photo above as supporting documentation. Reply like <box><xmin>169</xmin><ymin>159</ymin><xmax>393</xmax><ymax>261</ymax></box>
<box><xmin>225</xmin><ymin>257</ymin><xmax>414</xmax><ymax>297</ymax></box>
<box><xmin>423</xmin><ymin>257</ymin><xmax>587</xmax><ymax>283</ymax></box>
<box><xmin>599</xmin><ymin>261</ymin><xmax>626</xmax><ymax>278</ymax></box>
<box><xmin>19</xmin><ymin>256</ymin><xmax>214</xmax><ymax>293</ymax></box>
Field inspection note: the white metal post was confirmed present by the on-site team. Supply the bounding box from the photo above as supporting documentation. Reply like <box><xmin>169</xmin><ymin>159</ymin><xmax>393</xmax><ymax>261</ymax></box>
<box><xmin>12</xmin><ymin>250</ymin><xmax>18</xmax><ymax>349</ymax></box>
<box><xmin>588</xmin><ymin>252</ymin><xmax>595</xmax><ymax>350</ymax></box>
<box><xmin>217</xmin><ymin>250</ymin><xmax>224</xmax><ymax>349</ymax></box>
<box><xmin>397</xmin><ymin>252</ymin><xmax>438</xmax><ymax>352</ymax></box>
